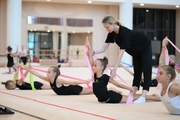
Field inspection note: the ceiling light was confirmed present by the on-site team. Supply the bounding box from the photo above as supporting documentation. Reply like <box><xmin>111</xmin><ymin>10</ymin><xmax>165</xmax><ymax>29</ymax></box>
<box><xmin>72</xmin><ymin>31</ymin><xmax>75</xmax><ymax>33</ymax></box>
<box><xmin>87</xmin><ymin>1</ymin><xmax>92</xmax><ymax>3</ymax></box>
<box><xmin>176</xmin><ymin>5</ymin><xmax>179</xmax><ymax>8</ymax></box>
<box><xmin>47</xmin><ymin>0</ymin><xmax>51</xmax><ymax>1</ymax></box>
<box><xmin>140</xmin><ymin>3</ymin><xmax>144</xmax><ymax>6</ymax></box>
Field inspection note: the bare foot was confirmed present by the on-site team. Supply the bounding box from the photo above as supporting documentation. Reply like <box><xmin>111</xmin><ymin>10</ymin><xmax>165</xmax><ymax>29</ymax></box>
<box><xmin>152</xmin><ymin>94</ymin><xmax>161</xmax><ymax>101</ymax></box>
<box><xmin>132</xmin><ymin>86</ymin><xmax>138</xmax><ymax>95</ymax></box>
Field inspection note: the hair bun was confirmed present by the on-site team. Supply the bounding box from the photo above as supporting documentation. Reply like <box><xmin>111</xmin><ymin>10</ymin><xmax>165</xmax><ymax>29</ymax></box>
<box><xmin>1</xmin><ymin>82</ymin><xmax>5</xmax><ymax>85</ymax></box>
<box><xmin>57</xmin><ymin>64</ymin><xmax>61</xmax><ymax>68</ymax></box>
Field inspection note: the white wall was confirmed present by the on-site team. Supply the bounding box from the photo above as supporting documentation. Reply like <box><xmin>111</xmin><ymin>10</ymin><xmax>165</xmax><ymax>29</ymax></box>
<box><xmin>22</xmin><ymin>2</ymin><xmax>119</xmax><ymax>65</ymax></box>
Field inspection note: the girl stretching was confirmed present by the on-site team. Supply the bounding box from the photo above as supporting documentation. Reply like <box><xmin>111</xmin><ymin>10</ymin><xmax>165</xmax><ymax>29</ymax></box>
<box><xmin>1</xmin><ymin>65</ymin><xmax>50</xmax><ymax>90</ymax></box>
<box><xmin>157</xmin><ymin>37</ymin><xmax>180</xmax><ymax>114</ymax></box>
<box><xmin>158</xmin><ymin>65</ymin><xmax>180</xmax><ymax>114</ymax></box>
<box><xmin>22</xmin><ymin>65</ymin><xmax>93</xmax><ymax>95</ymax></box>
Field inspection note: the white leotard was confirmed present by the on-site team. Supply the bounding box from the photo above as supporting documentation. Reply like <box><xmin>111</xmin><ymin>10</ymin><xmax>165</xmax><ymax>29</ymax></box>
<box><xmin>177</xmin><ymin>73</ymin><xmax>180</xmax><ymax>85</ymax></box>
<box><xmin>19</xmin><ymin>49</ymin><xmax>27</xmax><ymax>57</ymax></box>
<box><xmin>160</xmin><ymin>82</ymin><xmax>180</xmax><ymax>114</ymax></box>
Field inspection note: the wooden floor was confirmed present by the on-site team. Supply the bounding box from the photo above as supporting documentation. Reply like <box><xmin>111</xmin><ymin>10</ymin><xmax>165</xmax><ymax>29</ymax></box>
<box><xmin>0</xmin><ymin>63</ymin><xmax>179</xmax><ymax>120</ymax></box>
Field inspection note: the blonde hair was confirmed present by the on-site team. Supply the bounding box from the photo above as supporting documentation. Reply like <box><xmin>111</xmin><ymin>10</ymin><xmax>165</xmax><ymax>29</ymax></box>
<box><xmin>102</xmin><ymin>15</ymin><xmax>122</xmax><ymax>26</ymax></box>
<box><xmin>49</xmin><ymin>65</ymin><xmax>61</xmax><ymax>80</ymax></box>
<box><xmin>161</xmin><ymin>65</ymin><xmax>176</xmax><ymax>82</ymax></box>
<box><xmin>97</xmin><ymin>57</ymin><xmax>108</xmax><ymax>73</ymax></box>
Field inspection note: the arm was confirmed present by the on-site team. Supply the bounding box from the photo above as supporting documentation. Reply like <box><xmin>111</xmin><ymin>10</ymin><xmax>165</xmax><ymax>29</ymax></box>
<box><xmin>11</xmin><ymin>45</ymin><xmax>18</xmax><ymax>56</ymax></box>
<box><xmin>114</xmin><ymin>50</ymin><xmax>125</xmax><ymax>71</ymax></box>
<box><xmin>159</xmin><ymin>37</ymin><xmax>169</xmax><ymax>66</ymax></box>
<box><xmin>16</xmin><ymin>69</ymin><xmax>29</xmax><ymax>85</ymax></box>
<box><xmin>56</xmin><ymin>78</ymin><xmax>89</xmax><ymax>86</ymax></box>
<box><xmin>85</xmin><ymin>39</ymin><xmax>94</xmax><ymax>66</ymax></box>
<box><xmin>93</xmin><ymin>43</ymin><xmax>110</xmax><ymax>54</ymax></box>
<box><xmin>0</xmin><ymin>53</ymin><xmax>7</xmax><ymax>56</ymax></box>
<box><xmin>175</xmin><ymin>67</ymin><xmax>180</xmax><ymax>85</ymax></box>
<box><xmin>24</xmin><ymin>67</ymin><xmax>49</xmax><ymax>82</ymax></box>
<box><xmin>119</xmin><ymin>63</ymin><xmax>134</xmax><ymax>76</ymax></box>
<box><xmin>110</xmin><ymin>49</ymin><xmax>125</xmax><ymax>78</ymax></box>
<box><xmin>109</xmin><ymin>79</ymin><xmax>133</xmax><ymax>92</ymax></box>
<box><xmin>169</xmin><ymin>83</ymin><xmax>180</xmax><ymax>95</ymax></box>
<box><xmin>13</xmin><ymin>65</ymin><xmax>20</xmax><ymax>80</ymax></box>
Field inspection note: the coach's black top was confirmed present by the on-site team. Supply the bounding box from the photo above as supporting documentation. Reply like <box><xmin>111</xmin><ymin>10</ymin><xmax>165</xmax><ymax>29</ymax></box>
<box><xmin>105</xmin><ymin>25</ymin><xmax>151</xmax><ymax>56</ymax></box>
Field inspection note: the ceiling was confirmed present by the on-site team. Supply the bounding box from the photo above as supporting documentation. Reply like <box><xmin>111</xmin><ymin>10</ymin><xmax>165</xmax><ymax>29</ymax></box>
<box><xmin>22</xmin><ymin>0</ymin><xmax>179</xmax><ymax>9</ymax></box>
<box><xmin>22</xmin><ymin>0</ymin><xmax>120</xmax><ymax>5</ymax></box>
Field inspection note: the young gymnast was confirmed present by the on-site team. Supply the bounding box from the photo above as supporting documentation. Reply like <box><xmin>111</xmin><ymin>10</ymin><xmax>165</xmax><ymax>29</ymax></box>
<box><xmin>22</xmin><ymin>65</ymin><xmax>93</xmax><ymax>95</ymax></box>
<box><xmin>1</xmin><ymin>65</ymin><xmax>50</xmax><ymax>90</ymax></box>
<box><xmin>85</xmin><ymin>40</ymin><xmax>160</xmax><ymax>103</ymax></box>
<box><xmin>157</xmin><ymin>37</ymin><xmax>180</xmax><ymax>114</ymax></box>
<box><xmin>0</xmin><ymin>46</ymin><xmax>18</xmax><ymax>74</ymax></box>
<box><xmin>158</xmin><ymin>65</ymin><xmax>180</xmax><ymax>114</ymax></box>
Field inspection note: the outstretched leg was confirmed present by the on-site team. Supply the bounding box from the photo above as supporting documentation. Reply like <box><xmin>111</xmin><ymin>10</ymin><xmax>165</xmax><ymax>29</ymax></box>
<box><xmin>79</xmin><ymin>87</ymin><xmax>93</xmax><ymax>95</ymax></box>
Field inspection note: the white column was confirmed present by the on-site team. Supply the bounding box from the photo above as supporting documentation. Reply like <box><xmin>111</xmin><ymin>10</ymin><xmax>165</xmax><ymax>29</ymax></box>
<box><xmin>61</xmin><ymin>32</ymin><xmax>68</xmax><ymax>60</ymax></box>
<box><xmin>53</xmin><ymin>32</ymin><xmax>59</xmax><ymax>58</ymax></box>
<box><xmin>7</xmin><ymin>0</ymin><xmax>22</xmax><ymax>52</ymax></box>
<box><xmin>119</xmin><ymin>0</ymin><xmax>133</xmax><ymax>65</ymax></box>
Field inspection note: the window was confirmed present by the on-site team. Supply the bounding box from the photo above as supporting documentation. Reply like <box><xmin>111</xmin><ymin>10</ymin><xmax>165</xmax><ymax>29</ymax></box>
<box><xmin>133</xmin><ymin>8</ymin><xmax>176</xmax><ymax>55</ymax></box>
<box><xmin>28</xmin><ymin>31</ymin><xmax>53</xmax><ymax>59</ymax></box>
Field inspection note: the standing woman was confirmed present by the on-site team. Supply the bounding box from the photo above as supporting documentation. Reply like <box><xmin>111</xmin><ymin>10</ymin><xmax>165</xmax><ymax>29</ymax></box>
<box><xmin>19</xmin><ymin>45</ymin><xmax>28</xmax><ymax>65</ymax></box>
<box><xmin>93</xmin><ymin>15</ymin><xmax>152</xmax><ymax>103</ymax></box>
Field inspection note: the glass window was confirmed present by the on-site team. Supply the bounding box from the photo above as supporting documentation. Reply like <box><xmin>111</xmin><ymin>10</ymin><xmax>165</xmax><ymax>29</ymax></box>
<box><xmin>137</xmin><ymin>9</ymin><xmax>145</xmax><ymax>29</ymax></box>
<box><xmin>155</xmin><ymin>10</ymin><xmax>163</xmax><ymax>29</ymax></box>
<box><xmin>133</xmin><ymin>9</ymin><xmax>137</xmax><ymax>28</ymax></box>
<box><xmin>146</xmin><ymin>31</ymin><xmax>154</xmax><ymax>40</ymax></box>
<box><xmin>146</xmin><ymin>9</ymin><xmax>154</xmax><ymax>29</ymax></box>
<box><xmin>163</xmin><ymin>10</ymin><xmax>170</xmax><ymax>29</ymax></box>
<box><xmin>156</xmin><ymin>30</ymin><xmax>163</xmax><ymax>40</ymax></box>
<box><xmin>28</xmin><ymin>31</ymin><xmax>53</xmax><ymax>59</ymax></box>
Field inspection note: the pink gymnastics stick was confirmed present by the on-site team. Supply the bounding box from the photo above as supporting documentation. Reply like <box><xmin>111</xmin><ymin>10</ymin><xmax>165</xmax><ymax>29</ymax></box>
<box><xmin>84</xmin><ymin>37</ymin><xmax>94</xmax><ymax>78</ymax></box>
<box><xmin>167</xmin><ymin>38</ymin><xmax>180</xmax><ymax>53</ymax></box>
<box><xmin>20</xmin><ymin>67</ymin><xmax>25</xmax><ymax>81</ymax></box>
<box><xmin>169</xmin><ymin>58</ymin><xmax>180</xmax><ymax>68</ymax></box>
<box><xmin>23</xmin><ymin>67</ymin><xmax>92</xmax><ymax>88</ymax></box>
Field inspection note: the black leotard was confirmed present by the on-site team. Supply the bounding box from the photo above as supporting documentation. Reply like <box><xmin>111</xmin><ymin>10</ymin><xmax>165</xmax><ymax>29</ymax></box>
<box><xmin>50</xmin><ymin>78</ymin><xmax>83</xmax><ymax>95</ymax></box>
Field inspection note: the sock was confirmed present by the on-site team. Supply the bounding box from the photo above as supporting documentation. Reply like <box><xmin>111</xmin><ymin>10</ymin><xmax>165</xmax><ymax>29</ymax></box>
<box><xmin>133</xmin><ymin>96</ymin><xmax>145</xmax><ymax>104</ymax></box>
<box><xmin>13</xmin><ymin>68</ymin><xmax>16</xmax><ymax>72</ymax></box>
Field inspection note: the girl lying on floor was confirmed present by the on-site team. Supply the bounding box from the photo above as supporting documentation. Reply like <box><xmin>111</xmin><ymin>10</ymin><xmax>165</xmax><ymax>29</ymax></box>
<box><xmin>1</xmin><ymin>65</ymin><xmax>50</xmax><ymax>90</ymax></box>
